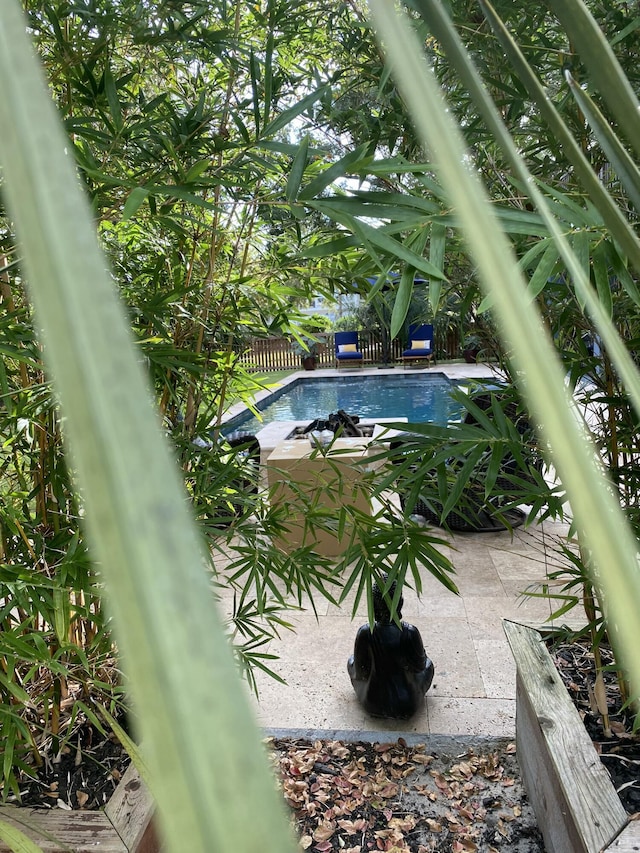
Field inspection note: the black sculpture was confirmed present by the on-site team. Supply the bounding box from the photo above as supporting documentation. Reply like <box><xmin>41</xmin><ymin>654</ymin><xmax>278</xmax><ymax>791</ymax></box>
<box><xmin>303</xmin><ymin>409</ymin><xmax>363</xmax><ymax>437</ymax></box>
<box><xmin>347</xmin><ymin>577</ymin><xmax>434</xmax><ymax>719</ymax></box>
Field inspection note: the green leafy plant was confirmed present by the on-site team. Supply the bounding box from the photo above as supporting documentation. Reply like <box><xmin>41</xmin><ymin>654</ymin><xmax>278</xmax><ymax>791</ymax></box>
<box><xmin>387</xmin><ymin>384</ymin><xmax>557</xmax><ymax>532</ymax></box>
<box><xmin>291</xmin><ymin>334</ymin><xmax>323</xmax><ymax>359</ymax></box>
<box><xmin>2</xmin><ymin>0</ymin><xmax>640</xmax><ymax>849</ymax></box>
<box><xmin>363</xmin><ymin>0</ymin><xmax>640</xmax><ymax>701</ymax></box>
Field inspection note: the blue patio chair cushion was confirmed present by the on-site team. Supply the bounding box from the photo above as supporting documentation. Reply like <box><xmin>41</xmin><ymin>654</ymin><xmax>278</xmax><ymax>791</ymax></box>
<box><xmin>335</xmin><ymin>331</ymin><xmax>363</xmax><ymax>360</ymax></box>
<box><xmin>336</xmin><ymin>351</ymin><xmax>363</xmax><ymax>360</ymax></box>
<box><xmin>403</xmin><ymin>323</ymin><xmax>433</xmax><ymax>357</ymax></box>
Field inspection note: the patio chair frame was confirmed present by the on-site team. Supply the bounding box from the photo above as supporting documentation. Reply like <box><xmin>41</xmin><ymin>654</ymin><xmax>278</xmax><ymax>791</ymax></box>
<box><xmin>335</xmin><ymin>331</ymin><xmax>364</xmax><ymax>368</ymax></box>
<box><xmin>402</xmin><ymin>323</ymin><xmax>435</xmax><ymax>367</ymax></box>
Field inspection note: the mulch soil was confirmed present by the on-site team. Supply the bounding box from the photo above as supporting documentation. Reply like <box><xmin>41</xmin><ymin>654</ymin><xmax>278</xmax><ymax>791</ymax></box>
<box><xmin>11</xmin><ymin>722</ymin><xmax>131</xmax><ymax>811</ymax></box>
<box><xmin>549</xmin><ymin>638</ymin><xmax>640</xmax><ymax>817</ymax></box>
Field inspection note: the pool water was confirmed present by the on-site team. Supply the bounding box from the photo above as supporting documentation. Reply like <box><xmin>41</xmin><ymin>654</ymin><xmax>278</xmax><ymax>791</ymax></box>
<box><xmin>225</xmin><ymin>373</ymin><xmax>463</xmax><ymax>435</ymax></box>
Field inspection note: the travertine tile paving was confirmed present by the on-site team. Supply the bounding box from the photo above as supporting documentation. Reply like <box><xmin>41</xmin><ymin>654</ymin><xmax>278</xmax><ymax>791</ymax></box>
<box><xmin>216</xmin><ymin>364</ymin><xmax>580</xmax><ymax>738</ymax></box>
<box><xmin>215</xmin><ymin>520</ymin><xmax>581</xmax><ymax>738</ymax></box>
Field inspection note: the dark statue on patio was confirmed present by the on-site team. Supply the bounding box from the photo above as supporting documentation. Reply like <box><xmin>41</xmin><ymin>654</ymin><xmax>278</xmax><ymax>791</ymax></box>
<box><xmin>347</xmin><ymin>576</ymin><xmax>434</xmax><ymax>719</ymax></box>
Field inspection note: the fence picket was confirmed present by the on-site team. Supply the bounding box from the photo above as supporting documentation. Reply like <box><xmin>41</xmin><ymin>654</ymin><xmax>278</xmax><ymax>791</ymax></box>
<box><xmin>235</xmin><ymin>330</ymin><xmax>460</xmax><ymax>372</ymax></box>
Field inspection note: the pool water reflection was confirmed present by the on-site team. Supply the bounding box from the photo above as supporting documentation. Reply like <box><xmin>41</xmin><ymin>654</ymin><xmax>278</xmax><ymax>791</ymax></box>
<box><xmin>225</xmin><ymin>373</ymin><xmax>464</xmax><ymax>435</ymax></box>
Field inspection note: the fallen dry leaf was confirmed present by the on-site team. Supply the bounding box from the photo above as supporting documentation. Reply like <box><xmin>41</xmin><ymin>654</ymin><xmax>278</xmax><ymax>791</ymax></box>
<box><xmin>337</xmin><ymin>818</ymin><xmax>367</xmax><ymax>834</ymax></box>
<box><xmin>270</xmin><ymin>736</ymin><xmax>543</xmax><ymax>852</ymax></box>
<box><xmin>387</xmin><ymin>816</ymin><xmax>416</xmax><ymax>832</ymax></box>
<box><xmin>412</xmin><ymin>753</ymin><xmax>434</xmax><ymax>765</ymax></box>
<box><xmin>430</xmin><ymin>770</ymin><xmax>450</xmax><ymax>791</ymax></box>
<box><xmin>453</xmin><ymin>839</ymin><xmax>477</xmax><ymax>852</ymax></box>
<box><xmin>312</xmin><ymin>821</ymin><xmax>336</xmax><ymax>842</ymax></box>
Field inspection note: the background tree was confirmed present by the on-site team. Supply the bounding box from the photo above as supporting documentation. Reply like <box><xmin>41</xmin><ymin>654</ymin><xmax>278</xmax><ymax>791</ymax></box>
<box><xmin>0</xmin><ymin>0</ymin><xmax>460</xmax><ymax>797</ymax></box>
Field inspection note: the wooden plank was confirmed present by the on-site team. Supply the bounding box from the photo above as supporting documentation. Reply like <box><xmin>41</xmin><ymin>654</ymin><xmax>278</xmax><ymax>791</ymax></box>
<box><xmin>504</xmin><ymin>620</ymin><xmax>628</xmax><ymax>853</ymax></box>
<box><xmin>0</xmin><ymin>805</ymin><xmax>126</xmax><ymax>852</ymax></box>
<box><xmin>105</xmin><ymin>763</ymin><xmax>158</xmax><ymax>853</ymax></box>
<box><xmin>514</xmin><ymin>670</ymin><xmax>588</xmax><ymax>853</ymax></box>
<box><xmin>607</xmin><ymin>821</ymin><xmax>640</xmax><ymax>850</ymax></box>
<box><xmin>0</xmin><ymin>765</ymin><xmax>158</xmax><ymax>853</ymax></box>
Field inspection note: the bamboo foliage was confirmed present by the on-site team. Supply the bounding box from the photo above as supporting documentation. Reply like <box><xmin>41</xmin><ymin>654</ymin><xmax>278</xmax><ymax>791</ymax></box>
<box><xmin>0</xmin><ymin>2</ymin><xmax>295</xmax><ymax>851</ymax></box>
<box><xmin>409</xmin><ymin>0</ymin><xmax>640</xmax><ymax>427</ymax></box>
<box><xmin>366</xmin><ymin>0</ymin><xmax>640</xmax><ymax>698</ymax></box>
<box><xmin>0</xmin><ymin>0</ymin><xmax>639</xmax><ymax>848</ymax></box>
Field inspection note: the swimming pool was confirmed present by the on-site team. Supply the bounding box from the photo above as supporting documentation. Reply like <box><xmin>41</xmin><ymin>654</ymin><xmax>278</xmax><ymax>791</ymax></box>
<box><xmin>224</xmin><ymin>373</ymin><xmax>464</xmax><ymax>435</ymax></box>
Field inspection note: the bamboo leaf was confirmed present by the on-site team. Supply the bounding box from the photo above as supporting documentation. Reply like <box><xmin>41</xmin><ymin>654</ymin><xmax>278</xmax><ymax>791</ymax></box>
<box><xmin>606</xmin><ymin>242</ymin><xmax>640</xmax><ymax>307</ymax></box>
<box><xmin>298</xmin><ymin>143</ymin><xmax>370</xmax><ymax>200</ymax></box>
<box><xmin>485</xmin><ymin>444</ymin><xmax>504</xmax><ymax>497</ymax></box>
<box><xmin>571</xmin><ymin>229</ymin><xmax>590</xmax><ymax>310</ymax></box>
<box><xmin>441</xmin><ymin>445</ymin><xmax>486</xmax><ymax>517</ymax></box>
<box><xmin>122</xmin><ymin>187</ymin><xmax>149</xmax><ymax>221</ymax></box>
<box><xmin>546</xmin><ymin>0</ymin><xmax>640</xmax><ymax>159</ymax></box>
<box><xmin>285</xmin><ymin>135</ymin><xmax>310</xmax><ymax>202</ymax></box>
<box><xmin>103</xmin><ymin>67</ymin><xmax>123</xmax><ymax>132</ymax></box>
<box><xmin>0</xmin><ymin>671</ymin><xmax>30</xmax><ymax>705</ymax></box>
<box><xmin>367</xmin><ymin>0</ymin><xmax>640</xmax><ymax>704</ymax></box>
<box><xmin>592</xmin><ymin>242</ymin><xmax>613</xmax><ymax>318</ymax></box>
<box><xmin>565</xmin><ymin>70</ymin><xmax>640</xmax><ymax>213</ymax></box>
<box><xmin>480</xmin><ymin>241</ymin><xmax>559</xmax><ymax>313</ymax></box>
<box><xmin>349</xmin><ymin>189</ymin><xmax>440</xmax><ymax>215</ymax></box>
<box><xmin>390</xmin><ymin>266</ymin><xmax>415</xmax><ymax>339</ymax></box>
<box><xmin>263</xmin><ymin>83</ymin><xmax>329</xmax><ymax>138</ymax></box>
<box><xmin>429</xmin><ymin>221</ymin><xmax>446</xmax><ymax>314</ymax></box>
<box><xmin>0</xmin><ymin>4</ymin><xmax>295</xmax><ymax>852</ymax></box>
<box><xmin>610</xmin><ymin>17</ymin><xmax>640</xmax><ymax>47</ymax></box>
<box><xmin>249</xmin><ymin>49</ymin><xmax>261</xmax><ymax>135</ymax></box>
<box><xmin>310</xmin><ymin>202</ymin><xmax>447</xmax><ymax>280</ymax></box>
<box><xmin>146</xmin><ymin>184</ymin><xmax>218</xmax><ymax>210</ymax></box>
<box><xmin>52</xmin><ymin>586</ymin><xmax>70</xmax><ymax>646</ymax></box>
<box><xmin>311</xmin><ymin>196</ymin><xmax>435</xmax><ymax>222</ymax></box>
<box><xmin>231</xmin><ymin>110</ymin><xmax>251</xmax><ymax>144</ymax></box>
<box><xmin>0</xmin><ymin>822</ymin><xmax>43</xmax><ymax>853</ymax></box>
<box><xmin>390</xmin><ymin>225</ymin><xmax>429</xmax><ymax>338</ymax></box>
<box><xmin>263</xmin><ymin>31</ymin><xmax>274</xmax><ymax>129</ymax></box>
<box><xmin>527</xmin><ymin>242</ymin><xmax>560</xmax><ymax>299</ymax></box>
<box><xmin>297</xmin><ymin>236</ymin><xmax>358</xmax><ymax>258</ymax></box>
<box><xmin>185</xmin><ymin>159</ymin><xmax>212</xmax><ymax>183</ymax></box>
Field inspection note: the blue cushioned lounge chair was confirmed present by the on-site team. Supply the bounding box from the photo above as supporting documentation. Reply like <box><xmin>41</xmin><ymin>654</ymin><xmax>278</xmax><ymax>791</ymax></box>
<box><xmin>402</xmin><ymin>323</ymin><xmax>434</xmax><ymax>366</ymax></box>
<box><xmin>335</xmin><ymin>331</ymin><xmax>364</xmax><ymax>368</ymax></box>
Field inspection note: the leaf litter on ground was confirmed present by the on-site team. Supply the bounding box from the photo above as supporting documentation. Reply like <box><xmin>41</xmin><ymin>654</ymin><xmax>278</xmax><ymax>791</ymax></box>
<box><xmin>267</xmin><ymin>736</ymin><xmax>544</xmax><ymax>852</ymax></box>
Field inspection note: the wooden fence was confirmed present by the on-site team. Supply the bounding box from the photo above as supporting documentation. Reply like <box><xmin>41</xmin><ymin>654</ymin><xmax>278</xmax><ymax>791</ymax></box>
<box><xmin>235</xmin><ymin>329</ymin><xmax>461</xmax><ymax>372</ymax></box>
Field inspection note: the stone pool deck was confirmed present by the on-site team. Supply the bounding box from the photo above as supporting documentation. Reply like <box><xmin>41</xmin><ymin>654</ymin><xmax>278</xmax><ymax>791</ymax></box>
<box><xmin>216</xmin><ymin>363</ymin><xmax>582</xmax><ymax>740</ymax></box>
<box><xmin>215</xmin><ymin>518</ymin><xmax>578</xmax><ymax>739</ymax></box>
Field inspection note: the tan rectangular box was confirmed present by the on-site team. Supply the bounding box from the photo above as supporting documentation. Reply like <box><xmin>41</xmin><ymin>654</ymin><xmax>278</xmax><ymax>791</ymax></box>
<box><xmin>267</xmin><ymin>438</ymin><xmax>372</xmax><ymax>557</ymax></box>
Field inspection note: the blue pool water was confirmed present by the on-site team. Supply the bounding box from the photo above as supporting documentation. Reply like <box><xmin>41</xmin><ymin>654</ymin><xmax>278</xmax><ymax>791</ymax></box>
<box><xmin>224</xmin><ymin>373</ymin><xmax>464</xmax><ymax>435</ymax></box>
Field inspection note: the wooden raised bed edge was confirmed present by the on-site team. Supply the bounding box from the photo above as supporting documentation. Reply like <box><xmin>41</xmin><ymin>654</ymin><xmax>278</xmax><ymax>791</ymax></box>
<box><xmin>503</xmin><ymin>620</ymin><xmax>640</xmax><ymax>853</ymax></box>
<box><xmin>0</xmin><ymin>762</ymin><xmax>159</xmax><ymax>853</ymax></box>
